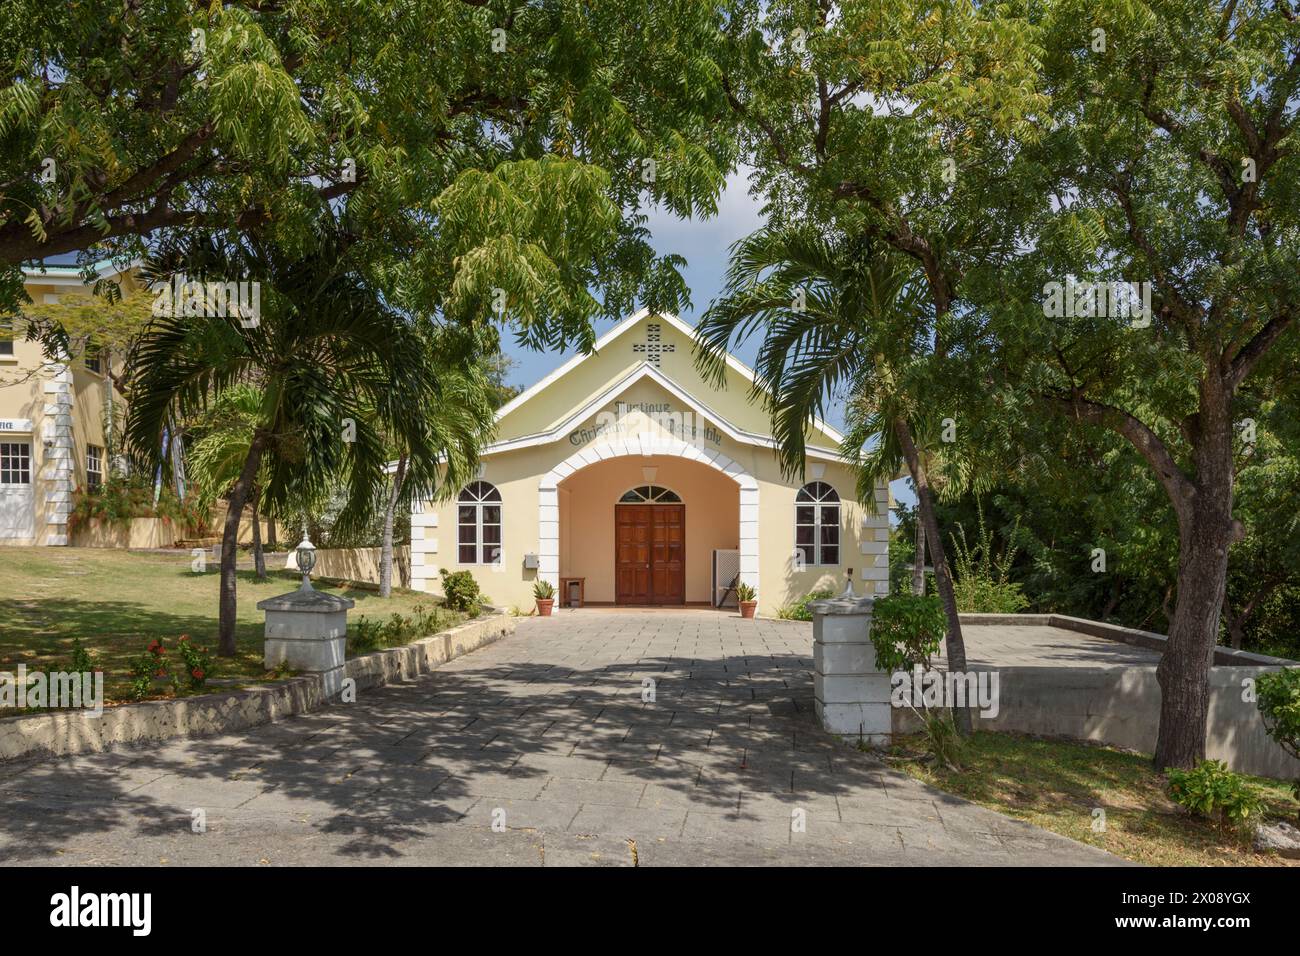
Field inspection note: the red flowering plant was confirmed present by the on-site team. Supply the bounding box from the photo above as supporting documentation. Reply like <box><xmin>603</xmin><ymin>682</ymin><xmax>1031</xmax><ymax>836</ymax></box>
<box><xmin>175</xmin><ymin>635</ymin><xmax>212</xmax><ymax>690</ymax></box>
<box><xmin>128</xmin><ymin>638</ymin><xmax>169</xmax><ymax>700</ymax></box>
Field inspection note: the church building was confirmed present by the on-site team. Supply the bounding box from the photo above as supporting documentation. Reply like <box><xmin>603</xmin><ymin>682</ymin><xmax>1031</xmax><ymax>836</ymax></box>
<box><xmin>410</xmin><ymin>310</ymin><xmax>892</xmax><ymax>616</ymax></box>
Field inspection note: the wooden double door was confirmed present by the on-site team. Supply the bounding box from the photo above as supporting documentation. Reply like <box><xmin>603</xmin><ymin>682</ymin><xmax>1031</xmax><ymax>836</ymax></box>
<box><xmin>615</xmin><ymin>504</ymin><xmax>685</xmax><ymax>605</ymax></box>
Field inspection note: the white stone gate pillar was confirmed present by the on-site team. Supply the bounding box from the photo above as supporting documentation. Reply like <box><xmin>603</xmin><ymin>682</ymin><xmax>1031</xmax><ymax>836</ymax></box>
<box><xmin>810</xmin><ymin>595</ymin><xmax>890</xmax><ymax>745</ymax></box>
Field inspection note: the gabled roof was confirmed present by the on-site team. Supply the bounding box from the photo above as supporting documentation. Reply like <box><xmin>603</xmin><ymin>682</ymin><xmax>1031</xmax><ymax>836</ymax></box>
<box><xmin>484</xmin><ymin>360</ymin><xmax>845</xmax><ymax>462</ymax></box>
<box><xmin>489</xmin><ymin>308</ymin><xmax>845</xmax><ymax>452</ymax></box>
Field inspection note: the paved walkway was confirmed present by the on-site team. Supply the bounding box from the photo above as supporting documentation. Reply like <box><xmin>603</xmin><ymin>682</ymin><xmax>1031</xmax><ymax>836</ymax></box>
<box><xmin>0</xmin><ymin>612</ymin><xmax>1120</xmax><ymax>866</ymax></box>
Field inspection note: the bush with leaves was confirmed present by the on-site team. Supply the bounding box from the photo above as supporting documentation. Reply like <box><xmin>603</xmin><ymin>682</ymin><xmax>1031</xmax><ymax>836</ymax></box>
<box><xmin>348</xmin><ymin>604</ymin><xmax>449</xmax><ymax>655</ymax></box>
<box><xmin>870</xmin><ymin>594</ymin><xmax>947</xmax><ymax>672</ymax></box>
<box><xmin>777</xmin><ymin>588</ymin><xmax>835</xmax><ymax>621</ymax></box>
<box><xmin>67</xmin><ymin>637</ymin><xmax>97</xmax><ymax>674</ymax></box>
<box><xmin>175</xmin><ymin>635</ymin><xmax>212</xmax><ymax>690</ymax></box>
<box><xmin>949</xmin><ymin>503</ymin><xmax>1029</xmax><ymax>614</ymax></box>
<box><xmin>439</xmin><ymin>569</ymin><xmax>482</xmax><ymax>615</ymax></box>
<box><xmin>1166</xmin><ymin>760</ymin><xmax>1264</xmax><ymax>832</ymax></box>
<box><xmin>1255</xmin><ymin>668</ymin><xmax>1300</xmax><ymax>800</ymax></box>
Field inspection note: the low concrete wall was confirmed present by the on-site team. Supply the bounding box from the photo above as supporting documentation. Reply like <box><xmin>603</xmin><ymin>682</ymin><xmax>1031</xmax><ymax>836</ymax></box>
<box><xmin>900</xmin><ymin>614</ymin><xmax>1300</xmax><ymax>779</ymax></box>
<box><xmin>895</xmin><ymin>664</ymin><xmax>1300</xmax><ymax>780</ymax></box>
<box><xmin>71</xmin><ymin>517</ymin><xmax>178</xmax><ymax>549</ymax></box>
<box><xmin>283</xmin><ymin>546</ymin><xmax>410</xmax><ymax>589</ymax></box>
<box><xmin>959</xmin><ymin>612</ymin><xmax>1295</xmax><ymax>667</ymax></box>
<box><xmin>0</xmin><ymin>612</ymin><xmax>513</xmax><ymax>762</ymax></box>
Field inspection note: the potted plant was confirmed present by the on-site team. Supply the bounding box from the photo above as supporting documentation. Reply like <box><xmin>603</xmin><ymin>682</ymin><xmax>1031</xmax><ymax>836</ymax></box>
<box><xmin>737</xmin><ymin>582</ymin><xmax>757</xmax><ymax>619</ymax></box>
<box><xmin>533</xmin><ymin>579</ymin><xmax>556</xmax><ymax>617</ymax></box>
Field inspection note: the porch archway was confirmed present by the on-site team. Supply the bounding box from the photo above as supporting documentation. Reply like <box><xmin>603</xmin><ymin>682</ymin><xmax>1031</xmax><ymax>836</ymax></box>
<box><xmin>537</xmin><ymin>435</ymin><xmax>758</xmax><ymax>609</ymax></box>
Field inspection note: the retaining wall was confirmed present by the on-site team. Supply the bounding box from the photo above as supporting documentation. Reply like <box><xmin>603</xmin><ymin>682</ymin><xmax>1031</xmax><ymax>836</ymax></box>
<box><xmin>0</xmin><ymin>612</ymin><xmax>513</xmax><ymax>762</ymax></box>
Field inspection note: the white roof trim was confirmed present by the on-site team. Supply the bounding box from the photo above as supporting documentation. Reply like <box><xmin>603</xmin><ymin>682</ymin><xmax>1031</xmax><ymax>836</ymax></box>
<box><xmin>491</xmin><ymin>308</ymin><xmax>845</xmax><ymax>447</ymax></box>
<box><xmin>479</xmin><ymin>362</ymin><xmax>845</xmax><ymax>463</ymax></box>
<box><xmin>22</xmin><ymin>258</ymin><xmax>142</xmax><ymax>286</ymax></box>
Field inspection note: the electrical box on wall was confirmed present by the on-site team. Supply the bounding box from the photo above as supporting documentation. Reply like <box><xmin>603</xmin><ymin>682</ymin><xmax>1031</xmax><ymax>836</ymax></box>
<box><xmin>523</xmin><ymin>552</ymin><xmax>539</xmax><ymax>570</ymax></box>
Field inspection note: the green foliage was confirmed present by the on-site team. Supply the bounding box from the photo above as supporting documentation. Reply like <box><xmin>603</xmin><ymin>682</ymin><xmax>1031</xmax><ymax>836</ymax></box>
<box><xmin>1255</xmin><ymin>669</ymin><xmax>1300</xmax><ymax>768</ymax></box>
<box><xmin>439</xmin><ymin>569</ymin><xmax>482</xmax><ymax>615</ymax></box>
<box><xmin>777</xmin><ymin>588</ymin><xmax>834</xmax><ymax>621</ymax></box>
<box><xmin>736</xmin><ymin>582</ymin><xmax>756</xmax><ymax>603</ymax></box>
<box><xmin>533</xmin><ymin>580</ymin><xmax>555</xmax><ymax>601</ymax></box>
<box><xmin>1166</xmin><ymin>761</ymin><xmax>1264</xmax><ymax>831</ymax></box>
<box><xmin>949</xmin><ymin>502</ymin><xmax>1029</xmax><ymax>614</ymax></box>
<box><xmin>67</xmin><ymin>637</ymin><xmax>96</xmax><ymax>674</ymax></box>
<box><xmin>347</xmin><ymin>604</ymin><xmax>449</xmax><ymax>655</ymax></box>
<box><xmin>870</xmin><ymin>594</ymin><xmax>946</xmax><ymax>672</ymax></box>
<box><xmin>68</xmin><ymin>473</ymin><xmax>210</xmax><ymax>536</ymax></box>
<box><xmin>127</xmin><ymin>639</ymin><xmax>169</xmax><ymax>701</ymax></box>
<box><xmin>918</xmin><ymin>708</ymin><xmax>964</xmax><ymax>772</ymax></box>
<box><xmin>175</xmin><ymin>635</ymin><xmax>212</xmax><ymax>690</ymax></box>
<box><xmin>1</xmin><ymin>0</ymin><xmax>733</xmax><ymax>330</ymax></box>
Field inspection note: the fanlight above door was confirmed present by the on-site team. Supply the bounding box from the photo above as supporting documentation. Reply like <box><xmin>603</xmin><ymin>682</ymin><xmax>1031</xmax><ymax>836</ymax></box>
<box><xmin>618</xmin><ymin>484</ymin><xmax>682</xmax><ymax>503</ymax></box>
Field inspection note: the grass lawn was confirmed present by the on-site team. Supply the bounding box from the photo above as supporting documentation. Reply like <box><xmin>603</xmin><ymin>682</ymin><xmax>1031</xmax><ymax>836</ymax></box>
<box><xmin>888</xmin><ymin>731</ymin><xmax>1300</xmax><ymax>866</ymax></box>
<box><xmin>0</xmin><ymin>546</ymin><xmax>464</xmax><ymax>705</ymax></box>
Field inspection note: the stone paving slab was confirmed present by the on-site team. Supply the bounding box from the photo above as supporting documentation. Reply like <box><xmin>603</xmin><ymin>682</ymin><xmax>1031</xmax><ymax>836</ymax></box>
<box><xmin>0</xmin><ymin>612</ymin><xmax>1124</xmax><ymax>866</ymax></box>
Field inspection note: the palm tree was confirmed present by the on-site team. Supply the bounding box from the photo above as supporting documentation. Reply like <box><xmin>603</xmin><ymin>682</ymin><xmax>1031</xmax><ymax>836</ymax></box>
<box><xmin>185</xmin><ymin>383</ymin><xmax>273</xmax><ymax>580</ymax></box>
<box><xmin>124</xmin><ymin>222</ymin><xmax>455</xmax><ymax>656</ymax></box>
<box><xmin>376</xmin><ymin>325</ymin><xmax>496</xmax><ymax>598</ymax></box>
<box><xmin>695</xmin><ymin>227</ymin><xmax>976</xmax><ymax>733</ymax></box>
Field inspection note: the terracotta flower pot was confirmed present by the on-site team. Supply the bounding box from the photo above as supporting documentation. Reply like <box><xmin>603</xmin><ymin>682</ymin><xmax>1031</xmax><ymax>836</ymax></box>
<box><xmin>536</xmin><ymin>598</ymin><xmax>554</xmax><ymax>617</ymax></box>
<box><xmin>739</xmin><ymin>600</ymin><xmax>757</xmax><ymax>619</ymax></box>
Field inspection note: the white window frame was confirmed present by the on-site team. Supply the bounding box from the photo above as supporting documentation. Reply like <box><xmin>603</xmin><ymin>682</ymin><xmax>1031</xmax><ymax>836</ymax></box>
<box><xmin>795</xmin><ymin>481</ymin><xmax>840</xmax><ymax>567</ymax></box>
<box><xmin>0</xmin><ymin>441</ymin><xmax>32</xmax><ymax>484</ymax></box>
<box><xmin>457</xmin><ymin>481</ymin><xmax>502</xmax><ymax>565</ymax></box>
<box><xmin>87</xmin><ymin>444</ymin><xmax>103</xmax><ymax>492</ymax></box>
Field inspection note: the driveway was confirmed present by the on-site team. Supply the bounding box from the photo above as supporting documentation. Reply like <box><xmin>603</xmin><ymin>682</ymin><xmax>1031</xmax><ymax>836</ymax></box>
<box><xmin>0</xmin><ymin>611</ymin><xmax>1119</xmax><ymax>866</ymax></box>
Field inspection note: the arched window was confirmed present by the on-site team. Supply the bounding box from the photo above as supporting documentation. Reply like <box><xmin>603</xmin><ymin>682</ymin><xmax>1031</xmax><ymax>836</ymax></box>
<box><xmin>795</xmin><ymin>481</ymin><xmax>840</xmax><ymax>566</ymax></box>
<box><xmin>617</xmin><ymin>485</ymin><xmax>682</xmax><ymax>503</ymax></box>
<box><xmin>458</xmin><ymin>481</ymin><xmax>502</xmax><ymax>564</ymax></box>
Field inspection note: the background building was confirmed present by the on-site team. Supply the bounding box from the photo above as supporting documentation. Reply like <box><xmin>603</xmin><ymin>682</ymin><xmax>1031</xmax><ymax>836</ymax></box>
<box><xmin>0</xmin><ymin>260</ymin><xmax>135</xmax><ymax>546</ymax></box>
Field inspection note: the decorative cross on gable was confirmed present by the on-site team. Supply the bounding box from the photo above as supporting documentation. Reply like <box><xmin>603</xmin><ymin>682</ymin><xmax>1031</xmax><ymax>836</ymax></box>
<box><xmin>632</xmin><ymin>323</ymin><xmax>675</xmax><ymax>367</ymax></box>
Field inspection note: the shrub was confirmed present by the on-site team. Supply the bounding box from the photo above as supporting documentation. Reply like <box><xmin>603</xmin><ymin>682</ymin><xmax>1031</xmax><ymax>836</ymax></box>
<box><xmin>870</xmin><ymin>594</ymin><xmax>946</xmax><ymax>672</ymax></box>
<box><xmin>128</xmin><ymin>639</ymin><xmax>170</xmax><ymax>700</ymax></box>
<box><xmin>68</xmin><ymin>637</ymin><xmax>97</xmax><ymax>673</ymax></box>
<box><xmin>175</xmin><ymin>635</ymin><xmax>212</xmax><ymax>690</ymax></box>
<box><xmin>67</xmin><ymin>474</ymin><xmax>211</xmax><ymax>536</ymax></box>
<box><xmin>949</xmin><ymin>502</ymin><xmax>1029</xmax><ymax>613</ymax></box>
<box><xmin>777</xmin><ymin>588</ymin><xmax>834</xmax><ymax>621</ymax></box>
<box><xmin>347</xmin><ymin>603</ymin><xmax>448</xmax><ymax>655</ymax></box>
<box><xmin>1166</xmin><ymin>760</ymin><xmax>1264</xmax><ymax>830</ymax></box>
<box><xmin>918</xmin><ymin>707</ymin><xmax>964</xmax><ymax>771</ymax></box>
<box><xmin>440</xmin><ymin>568</ymin><xmax>482</xmax><ymax>613</ymax></box>
<box><xmin>1255</xmin><ymin>668</ymin><xmax>1300</xmax><ymax>800</ymax></box>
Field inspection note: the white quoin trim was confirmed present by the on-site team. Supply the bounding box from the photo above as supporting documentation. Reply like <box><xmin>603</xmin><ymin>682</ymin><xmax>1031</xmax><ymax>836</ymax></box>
<box><xmin>537</xmin><ymin>435</ymin><xmax>759</xmax><ymax>610</ymax></box>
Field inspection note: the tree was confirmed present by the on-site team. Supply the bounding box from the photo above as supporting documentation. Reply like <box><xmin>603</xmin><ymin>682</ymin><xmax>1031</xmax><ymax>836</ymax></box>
<box><xmin>712</xmin><ymin>2</ymin><xmax>1046</xmax><ymax>732</ymax></box>
<box><xmin>185</xmin><ymin>382</ymin><xmax>273</xmax><ymax>580</ymax></box>
<box><xmin>697</xmin><ymin>228</ymin><xmax>980</xmax><ymax>731</ymax></box>
<box><xmin>982</xmin><ymin>0</ymin><xmax>1300</xmax><ymax>767</ymax></box>
<box><xmin>125</xmin><ymin>222</ymin><xmax>450</xmax><ymax>656</ymax></box>
<box><xmin>0</xmin><ymin>0</ymin><xmax>734</xmax><ymax>319</ymax></box>
<box><xmin>376</xmin><ymin>329</ymin><xmax>496</xmax><ymax>599</ymax></box>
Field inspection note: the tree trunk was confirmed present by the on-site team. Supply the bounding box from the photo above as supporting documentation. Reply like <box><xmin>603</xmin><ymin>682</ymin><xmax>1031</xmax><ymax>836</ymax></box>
<box><xmin>266</xmin><ymin>503</ymin><xmax>277</xmax><ymax>547</ymax></box>
<box><xmin>251</xmin><ymin>487</ymin><xmax>267</xmax><ymax>581</ymax></box>
<box><xmin>1154</xmin><ymin>385</ymin><xmax>1237</xmax><ymax>771</ymax></box>
<box><xmin>894</xmin><ymin>417</ymin><xmax>973</xmax><ymax>735</ymax></box>
<box><xmin>218</xmin><ymin>433</ymin><xmax>266</xmax><ymax>657</ymax></box>
<box><xmin>379</xmin><ymin>455</ymin><xmax>408</xmax><ymax>599</ymax></box>
<box><xmin>912</xmin><ymin>511</ymin><xmax>927</xmax><ymax>596</ymax></box>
